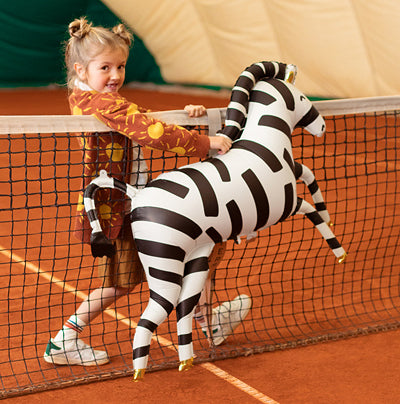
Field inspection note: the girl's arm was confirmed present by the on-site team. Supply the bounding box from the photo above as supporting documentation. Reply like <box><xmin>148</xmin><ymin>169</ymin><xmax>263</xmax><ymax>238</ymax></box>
<box><xmin>184</xmin><ymin>104</ymin><xmax>232</xmax><ymax>154</ymax></box>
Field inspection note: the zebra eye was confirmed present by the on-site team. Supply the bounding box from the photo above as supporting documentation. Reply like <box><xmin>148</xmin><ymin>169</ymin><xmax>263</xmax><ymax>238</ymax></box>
<box><xmin>300</xmin><ymin>95</ymin><xmax>306</xmax><ymax>101</ymax></box>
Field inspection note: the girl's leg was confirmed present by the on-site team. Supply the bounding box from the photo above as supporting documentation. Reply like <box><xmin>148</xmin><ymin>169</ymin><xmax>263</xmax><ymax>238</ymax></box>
<box><xmin>44</xmin><ymin>233</ymin><xmax>142</xmax><ymax>366</ymax></box>
<box><xmin>75</xmin><ymin>286</ymin><xmax>131</xmax><ymax>324</ymax></box>
<box><xmin>44</xmin><ymin>286</ymin><xmax>131</xmax><ymax>366</ymax></box>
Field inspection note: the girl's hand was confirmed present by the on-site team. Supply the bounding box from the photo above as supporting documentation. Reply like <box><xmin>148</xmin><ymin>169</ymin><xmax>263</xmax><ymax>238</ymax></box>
<box><xmin>209</xmin><ymin>135</ymin><xmax>232</xmax><ymax>155</ymax></box>
<box><xmin>184</xmin><ymin>104</ymin><xmax>206</xmax><ymax>117</ymax></box>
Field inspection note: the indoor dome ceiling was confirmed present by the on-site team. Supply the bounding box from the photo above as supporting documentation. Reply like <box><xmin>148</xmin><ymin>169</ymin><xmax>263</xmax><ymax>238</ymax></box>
<box><xmin>102</xmin><ymin>0</ymin><xmax>400</xmax><ymax>99</ymax></box>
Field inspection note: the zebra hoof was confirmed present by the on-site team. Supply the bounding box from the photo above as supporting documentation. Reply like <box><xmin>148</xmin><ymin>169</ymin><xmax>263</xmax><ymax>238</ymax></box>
<box><xmin>338</xmin><ymin>252</ymin><xmax>347</xmax><ymax>263</ymax></box>
<box><xmin>178</xmin><ymin>357</ymin><xmax>194</xmax><ymax>372</ymax></box>
<box><xmin>133</xmin><ymin>368</ymin><xmax>146</xmax><ymax>381</ymax></box>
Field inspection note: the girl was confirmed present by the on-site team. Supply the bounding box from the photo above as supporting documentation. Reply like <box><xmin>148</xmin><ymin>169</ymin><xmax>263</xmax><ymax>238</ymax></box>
<box><xmin>44</xmin><ymin>18</ymin><xmax>250</xmax><ymax>366</ymax></box>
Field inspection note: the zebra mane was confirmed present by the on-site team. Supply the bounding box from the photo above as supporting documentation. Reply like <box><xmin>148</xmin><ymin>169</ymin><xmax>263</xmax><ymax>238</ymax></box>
<box><xmin>218</xmin><ymin>61</ymin><xmax>287</xmax><ymax>141</ymax></box>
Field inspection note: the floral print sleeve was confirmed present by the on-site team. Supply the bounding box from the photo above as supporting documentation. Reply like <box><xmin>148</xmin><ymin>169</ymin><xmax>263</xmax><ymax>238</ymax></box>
<box><xmin>69</xmin><ymin>89</ymin><xmax>210</xmax><ymax>157</ymax></box>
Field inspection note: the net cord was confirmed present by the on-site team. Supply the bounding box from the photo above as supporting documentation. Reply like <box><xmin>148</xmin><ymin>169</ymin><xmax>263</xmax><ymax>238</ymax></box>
<box><xmin>1</xmin><ymin>95</ymin><xmax>400</xmax><ymax>135</ymax></box>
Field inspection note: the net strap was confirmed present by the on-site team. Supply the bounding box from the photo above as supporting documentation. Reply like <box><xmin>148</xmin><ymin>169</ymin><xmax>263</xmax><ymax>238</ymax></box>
<box><xmin>207</xmin><ymin>108</ymin><xmax>223</xmax><ymax>136</ymax></box>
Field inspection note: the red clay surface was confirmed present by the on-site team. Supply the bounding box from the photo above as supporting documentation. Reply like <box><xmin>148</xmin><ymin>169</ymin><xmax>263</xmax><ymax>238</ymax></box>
<box><xmin>1</xmin><ymin>87</ymin><xmax>400</xmax><ymax>404</ymax></box>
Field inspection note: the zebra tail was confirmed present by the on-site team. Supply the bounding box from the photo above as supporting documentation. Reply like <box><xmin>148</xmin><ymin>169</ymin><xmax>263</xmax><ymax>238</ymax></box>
<box><xmin>90</xmin><ymin>231</ymin><xmax>116</xmax><ymax>258</ymax></box>
<box><xmin>84</xmin><ymin>170</ymin><xmax>138</xmax><ymax>258</ymax></box>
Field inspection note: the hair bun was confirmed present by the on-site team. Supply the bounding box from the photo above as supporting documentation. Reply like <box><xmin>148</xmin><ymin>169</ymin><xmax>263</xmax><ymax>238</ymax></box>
<box><xmin>69</xmin><ymin>17</ymin><xmax>92</xmax><ymax>39</ymax></box>
<box><xmin>112</xmin><ymin>23</ymin><xmax>133</xmax><ymax>47</ymax></box>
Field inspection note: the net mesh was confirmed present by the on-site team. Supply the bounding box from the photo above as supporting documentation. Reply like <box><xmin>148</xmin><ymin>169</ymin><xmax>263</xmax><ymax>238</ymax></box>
<box><xmin>1</xmin><ymin>99</ymin><xmax>400</xmax><ymax>397</ymax></box>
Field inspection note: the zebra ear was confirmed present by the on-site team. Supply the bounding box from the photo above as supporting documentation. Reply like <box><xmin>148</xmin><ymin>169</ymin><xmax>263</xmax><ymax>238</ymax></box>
<box><xmin>90</xmin><ymin>231</ymin><xmax>116</xmax><ymax>258</ymax></box>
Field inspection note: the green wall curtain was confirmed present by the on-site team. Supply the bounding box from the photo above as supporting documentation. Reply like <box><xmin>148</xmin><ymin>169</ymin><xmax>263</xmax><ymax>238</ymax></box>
<box><xmin>0</xmin><ymin>0</ymin><xmax>164</xmax><ymax>88</ymax></box>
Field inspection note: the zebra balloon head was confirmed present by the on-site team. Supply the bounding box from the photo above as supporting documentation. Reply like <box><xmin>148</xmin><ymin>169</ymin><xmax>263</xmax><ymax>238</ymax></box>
<box><xmin>293</xmin><ymin>89</ymin><xmax>326</xmax><ymax>138</ymax></box>
<box><xmin>219</xmin><ymin>61</ymin><xmax>325</xmax><ymax>142</ymax></box>
<box><xmin>246</xmin><ymin>78</ymin><xmax>326</xmax><ymax>141</ymax></box>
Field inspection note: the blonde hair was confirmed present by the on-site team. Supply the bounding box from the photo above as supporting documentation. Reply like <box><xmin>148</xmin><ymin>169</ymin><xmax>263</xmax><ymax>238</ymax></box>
<box><xmin>64</xmin><ymin>17</ymin><xmax>133</xmax><ymax>89</ymax></box>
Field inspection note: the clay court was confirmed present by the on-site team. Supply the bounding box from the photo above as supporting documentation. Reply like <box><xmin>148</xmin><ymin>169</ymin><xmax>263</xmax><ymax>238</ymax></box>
<box><xmin>0</xmin><ymin>86</ymin><xmax>400</xmax><ymax>403</ymax></box>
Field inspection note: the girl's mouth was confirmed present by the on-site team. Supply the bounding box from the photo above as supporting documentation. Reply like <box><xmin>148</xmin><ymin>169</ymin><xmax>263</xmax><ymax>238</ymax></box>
<box><xmin>106</xmin><ymin>83</ymin><xmax>119</xmax><ymax>92</ymax></box>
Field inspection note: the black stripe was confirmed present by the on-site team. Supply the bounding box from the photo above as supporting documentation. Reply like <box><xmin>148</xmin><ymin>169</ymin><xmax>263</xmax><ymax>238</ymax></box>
<box><xmin>150</xmin><ymin>289</ymin><xmax>174</xmax><ymax>315</ymax></box>
<box><xmin>258</xmin><ymin>115</ymin><xmax>292</xmax><ymax>140</ymax></box>
<box><xmin>294</xmin><ymin>161</ymin><xmax>303</xmax><ymax>179</ymax></box>
<box><xmin>184</xmin><ymin>257</ymin><xmax>209</xmax><ymax>277</ymax></box>
<box><xmin>133</xmin><ymin>345</ymin><xmax>150</xmax><ymax>360</ymax></box>
<box><xmin>226</xmin><ymin>108</ymin><xmax>246</xmax><ymax>125</ymax></box>
<box><xmin>84</xmin><ymin>183</ymin><xmax>99</xmax><ymax>198</ymax></box>
<box><xmin>226</xmin><ymin>200</ymin><xmax>242</xmax><ymax>240</ymax></box>
<box><xmin>306</xmin><ymin>211</ymin><xmax>324</xmax><ymax>226</ymax></box>
<box><xmin>176</xmin><ymin>293</ymin><xmax>201</xmax><ymax>320</ymax></box>
<box><xmin>223</xmin><ymin>106</ymin><xmax>246</xmax><ymax>141</ymax></box>
<box><xmin>137</xmin><ymin>318</ymin><xmax>158</xmax><ymax>333</ymax></box>
<box><xmin>149</xmin><ymin>267</ymin><xmax>182</xmax><ymax>286</ymax></box>
<box><xmin>292</xmin><ymin>197</ymin><xmax>303</xmax><ymax>215</ymax></box>
<box><xmin>261</xmin><ymin>78</ymin><xmax>295</xmax><ymax>111</ymax></box>
<box><xmin>231</xmin><ymin>89</ymin><xmax>250</xmax><ymax>105</ymax></box>
<box><xmin>87</xmin><ymin>208</ymin><xmax>98</xmax><ymax>223</ymax></box>
<box><xmin>131</xmin><ymin>206</ymin><xmax>202</xmax><ymax>239</ymax></box>
<box><xmin>232</xmin><ymin>140</ymin><xmax>283</xmax><ymax>172</ymax></box>
<box><xmin>249</xmin><ymin>90</ymin><xmax>276</xmax><ymax>106</ymax></box>
<box><xmin>296</xmin><ymin>105</ymin><xmax>320</xmax><ymax>128</ymax></box>
<box><xmin>178</xmin><ymin>333</ymin><xmax>192</xmax><ymax>346</ymax></box>
<box><xmin>327</xmin><ymin>238</ymin><xmax>341</xmax><ymax>250</ymax></box>
<box><xmin>113</xmin><ymin>177</ymin><xmax>127</xmax><ymax>194</ymax></box>
<box><xmin>206</xmin><ymin>227</ymin><xmax>223</xmax><ymax>243</ymax></box>
<box><xmin>135</xmin><ymin>238</ymin><xmax>185</xmax><ymax>262</ymax></box>
<box><xmin>308</xmin><ymin>180</ymin><xmax>319</xmax><ymax>195</ymax></box>
<box><xmin>219</xmin><ymin>125</ymin><xmax>243</xmax><ymax>141</ymax></box>
<box><xmin>283</xmin><ymin>148</ymin><xmax>295</xmax><ymax>175</ymax></box>
<box><xmin>241</xmin><ymin>169</ymin><xmax>269</xmax><ymax>231</ymax></box>
<box><xmin>236</xmin><ymin>75</ymin><xmax>254</xmax><ymax>91</ymax></box>
<box><xmin>246</xmin><ymin>63</ymin><xmax>267</xmax><ymax>80</ymax></box>
<box><xmin>315</xmin><ymin>202</ymin><xmax>327</xmax><ymax>211</ymax></box>
<box><xmin>278</xmin><ymin>183</ymin><xmax>294</xmax><ymax>222</ymax></box>
<box><xmin>203</xmin><ymin>158</ymin><xmax>231</xmax><ymax>182</ymax></box>
<box><xmin>146</xmin><ymin>178</ymin><xmax>189</xmax><ymax>199</ymax></box>
<box><xmin>251</xmin><ymin>61</ymin><xmax>283</xmax><ymax>79</ymax></box>
<box><xmin>179</xmin><ymin>167</ymin><xmax>219</xmax><ymax>217</ymax></box>
<box><xmin>276</xmin><ymin>62</ymin><xmax>286</xmax><ymax>79</ymax></box>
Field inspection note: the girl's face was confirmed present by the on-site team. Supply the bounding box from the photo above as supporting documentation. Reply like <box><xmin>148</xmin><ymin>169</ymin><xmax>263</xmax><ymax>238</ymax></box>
<box><xmin>75</xmin><ymin>47</ymin><xmax>127</xmax><ymax>93</ymax></box>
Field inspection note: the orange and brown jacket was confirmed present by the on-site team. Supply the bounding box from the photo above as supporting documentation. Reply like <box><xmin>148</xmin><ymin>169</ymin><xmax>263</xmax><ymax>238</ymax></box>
<box><xmin>70</xmin><ymin>87</ymin><xmax>210</xmax><ymax>243</ymax></box>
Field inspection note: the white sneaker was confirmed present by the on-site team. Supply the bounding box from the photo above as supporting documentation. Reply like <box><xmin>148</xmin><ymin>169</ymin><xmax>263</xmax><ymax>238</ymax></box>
<box><xmin>202</xmin><ymin>294</ymin><xmax>252</xmax><ymax>346</ymax></box>
<box><xmin>43</xmin><ymin>338</ymin><xmax>109</xmax><ymax>366</ymax></box>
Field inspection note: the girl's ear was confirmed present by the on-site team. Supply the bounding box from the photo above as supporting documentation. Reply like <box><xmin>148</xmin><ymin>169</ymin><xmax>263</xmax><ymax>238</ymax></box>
<box><xmin>74</xmin><ymin>63</ymin><xmax>86</xmax><ymax>81</ymax></box>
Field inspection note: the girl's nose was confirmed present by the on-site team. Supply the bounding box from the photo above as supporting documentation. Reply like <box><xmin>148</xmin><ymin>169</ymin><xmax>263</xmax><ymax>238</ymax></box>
<box><xmin>111</xmin><ymin>68</ymin><xmax>122</xmax><ymax>80</ymax></box>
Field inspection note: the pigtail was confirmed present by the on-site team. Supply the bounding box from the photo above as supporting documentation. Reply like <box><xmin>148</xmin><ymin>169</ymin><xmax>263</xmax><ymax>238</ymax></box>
<box><xmin>112</xmin><ymin>23</ymin><xmax>133</xmax><ymax>47</ymax></box>
<box><xmin>68</xmin><ymin>17</ymin><xmax>92</xmax><ymax>40</ymax></box>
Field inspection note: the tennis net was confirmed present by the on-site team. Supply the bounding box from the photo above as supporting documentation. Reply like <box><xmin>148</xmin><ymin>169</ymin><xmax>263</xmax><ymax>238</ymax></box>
<box><xmin>1</xmin><ymin>97</ymin><xmax>400</xmax><ymax>397</ymax></box>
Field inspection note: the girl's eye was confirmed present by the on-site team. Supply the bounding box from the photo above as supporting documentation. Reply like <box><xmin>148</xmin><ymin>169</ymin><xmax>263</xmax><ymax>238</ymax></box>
<box><xmin>101</xmin><ymin>66</ymin><xmax>109</xmax><ymax>71</ymax></box>
<box><xmin>118</xmin><ymin>65</ymin><xmax>125</xmax><ymax>70</ymax></box>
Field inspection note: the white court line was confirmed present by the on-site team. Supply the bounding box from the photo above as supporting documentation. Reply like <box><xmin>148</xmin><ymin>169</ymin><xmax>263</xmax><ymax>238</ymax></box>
<box><xmin>1</xmin><ymin>246</ymin><xmax>279</xmax><ymax>404</ymax></box>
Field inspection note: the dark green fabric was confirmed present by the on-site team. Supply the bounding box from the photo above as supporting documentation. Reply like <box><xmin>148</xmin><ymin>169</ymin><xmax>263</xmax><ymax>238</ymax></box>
<box><xmin>0</xmin><ymin>0</ymin><xmax>164</xmax><ymax>88</ymax></box>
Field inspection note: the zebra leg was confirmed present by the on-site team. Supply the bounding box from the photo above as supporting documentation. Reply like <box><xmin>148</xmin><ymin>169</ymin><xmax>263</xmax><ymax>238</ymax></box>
<box><xmin>295</xmin><ymin>197</ymin><xmax>346</xmax><ymax>263</ymax></box>
<box><xmin>294</xmin><ymin>161</ymin><xmax>332</xmax><ymax>225</ymax></box>
<box><xmin>176</xmin><ymin>254</ymin><xmax>210</xmax><ymax>371</ymax></box>
<box><xmin>133</xmin><ymin>259</ymin><xmax>184</xmax><ymax>381</ymax></box>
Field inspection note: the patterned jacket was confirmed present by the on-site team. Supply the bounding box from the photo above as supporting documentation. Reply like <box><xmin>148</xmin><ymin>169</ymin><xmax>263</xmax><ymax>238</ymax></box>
<box><xmin>70</xmin><ymin>85</ymin><xmax>210</xmax><ymax>243</ymax></box>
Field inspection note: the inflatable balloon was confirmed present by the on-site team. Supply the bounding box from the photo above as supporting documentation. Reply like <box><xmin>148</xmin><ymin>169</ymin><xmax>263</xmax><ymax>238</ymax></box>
<box><xmin>83</xmin><ymin>61</ymin><xmax>346</xmax><ymax>380</ymax></box>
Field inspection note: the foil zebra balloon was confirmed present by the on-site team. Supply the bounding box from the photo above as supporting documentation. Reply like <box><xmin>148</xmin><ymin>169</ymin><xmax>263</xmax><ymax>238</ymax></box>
<box><xmin>83</xmin><ymin>61</ymin><xmax>346</xmax><ymax>380</ymax></box>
